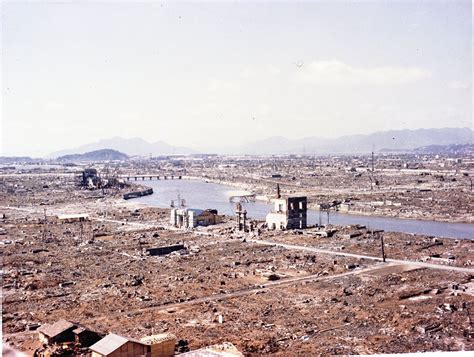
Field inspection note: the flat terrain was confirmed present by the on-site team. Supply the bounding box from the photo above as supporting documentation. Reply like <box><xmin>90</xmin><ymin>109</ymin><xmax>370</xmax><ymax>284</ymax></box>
<box><xmin>1</xmin><ymin>160</ymin><xmax>474</xmax><ymax>355</ymax></box>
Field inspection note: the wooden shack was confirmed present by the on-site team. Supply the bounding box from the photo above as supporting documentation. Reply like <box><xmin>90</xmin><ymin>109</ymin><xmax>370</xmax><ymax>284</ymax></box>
<box><xmin>89</xmin><ymin>333</ymin><xmax>149</xmax><ymax>357</ymax></box>
<box><xmin>38</xmin><ymin>319</ymin><xmax>102</xmax><ymax>347</ymax></box>
<box><xmin>38</xmin><ymin>319</ymin><xmax>76</xmax><ymax>345</ymax></box>
<box><xmin>141</xmin><ymin>333</ymin><xmax>176</xmax><ymax>357</ymax></box>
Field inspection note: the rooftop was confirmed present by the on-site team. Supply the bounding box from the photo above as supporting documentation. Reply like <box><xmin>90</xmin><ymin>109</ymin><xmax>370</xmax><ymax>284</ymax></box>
<box><xmin>177</xmin><ymin>342</ymin><xmax>243</xmax><ymax>357</ymax></box>
<box><xmin>140</xmin><ymin>333</ymin><xmax>176</xmax><ymax>345</ymax></box>
<box><xmin>37</xmin><ymin>319</ymin><xmax>75</xmax><ymax>338</ymax></box>
<box><xmin>89</xmin><ymin>333</ymin><xmax>143</xmax><ymax>355</ymax></box>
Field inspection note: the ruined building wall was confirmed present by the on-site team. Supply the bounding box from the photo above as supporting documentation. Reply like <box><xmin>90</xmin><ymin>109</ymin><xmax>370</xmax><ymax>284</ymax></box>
<box><xmin>286</xmin><ymin>197</ymin><xmax>307</xmax><ymax>229</ymax></box>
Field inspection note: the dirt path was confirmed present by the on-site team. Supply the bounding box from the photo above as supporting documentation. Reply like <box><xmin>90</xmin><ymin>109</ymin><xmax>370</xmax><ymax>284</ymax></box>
<box><xmin>85</xmin><ymin>262</ymin><xmax>395</xmax><ymax>324</ymax></box>
<box><xmin>250</xmin><ymin>239</ymin><xmax>474</xmax><ymax>273</ymax></box>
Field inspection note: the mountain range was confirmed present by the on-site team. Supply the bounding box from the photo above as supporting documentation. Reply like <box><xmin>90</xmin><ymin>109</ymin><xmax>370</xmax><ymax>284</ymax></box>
<box><xmin>48</xmin><ymin>137</ymin><xmax>196</xmax><ymax>158</ymax></box>
<box><xmin>413</xmin><ymin>144</ymin><xmax>474</xmax><ymax>155</ymax></box>
<box><xmin>46</xmin><ymin>128</ymin><xmax>473</xmax><ymax>157</ymax></box>
<box><xmin>0</xmin><ymin>156</ymin><xmax>39</xmax><ymax>164</ymax></box>
<box><xmin>235</xmin><ymin>127</ymin><xmax>473</xmax><ymax>155</ymax></box>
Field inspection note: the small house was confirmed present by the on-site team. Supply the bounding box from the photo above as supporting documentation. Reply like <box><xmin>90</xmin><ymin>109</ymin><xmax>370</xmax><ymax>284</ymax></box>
<box><xmin>38</xmin><ymin>319</ymin><xmax>102</xmax><ymax>347</ymax></box>
<box><xmin>89</xmin><ymin>333</ymin><xmax>149</xmax><ymax>357</ymax></box>
<box><xmin>140</xmin><ymin>333</ymin><xmax>176</xmax><ymax>357</ymax></box>
<box><xmin>38</xmin><ymin>319</ymin><xmax>76</xmax><ymax>345</ymax></box>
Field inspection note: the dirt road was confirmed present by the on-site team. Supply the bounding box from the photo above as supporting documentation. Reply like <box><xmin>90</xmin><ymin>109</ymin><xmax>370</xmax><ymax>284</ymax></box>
<box><xmin>250</xmin><ymin>239</ymin><xmax>474</xmax><ymax>273</ymax></box>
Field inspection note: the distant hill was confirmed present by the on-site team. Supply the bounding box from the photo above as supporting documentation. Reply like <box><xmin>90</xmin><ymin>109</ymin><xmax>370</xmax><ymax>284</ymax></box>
<box><xmin>48</xmin><ymin>137</ymin><xmax>197</xmax><ymax>158</ymax></box>
<box><xmin>56</xmin><ymin>149</ymin><xmax>129</xmax><ymax>162</ymax></box>
<box><xmin>0</xmin><ymin>156</ymin><xmax>38</xmax><ymax>164</ymax></box>
<box><xmin>238</xmin><ymin>128</ymin><xmax>473</xmax><ymax>155</ymax></box>
<box><xmin>46</xmin><ymin>128</ymin><xmax>473</xmax><ymax>157</ymax></box>
<box><xmin>413</xmin><ymin>143</ymin><xmax>474</xmax><ymax>155</ymax></box>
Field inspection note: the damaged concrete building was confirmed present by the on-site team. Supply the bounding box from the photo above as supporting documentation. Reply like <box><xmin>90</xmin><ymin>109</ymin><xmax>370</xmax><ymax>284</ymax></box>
<box><xmin>82</xmin><ymin>168</ymin><xmax>100</xmax><ymax>188</ymax></box>
<box><xmin>57</xmin><ymin>213</ymin><xmax>90</xmax><ymax>223</ymax></box>
<box><xmin>170</xmin><ymin>208</ymin><xmax>221</xmax><ymax>228</ymax></box>
<box><xmin>266</xmin><ymin>196</ymin><xmax>307</xmax><ymax>230</ymax></box>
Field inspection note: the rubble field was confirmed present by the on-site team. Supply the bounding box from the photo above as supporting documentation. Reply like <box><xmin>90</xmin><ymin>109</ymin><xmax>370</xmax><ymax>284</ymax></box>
<box><xmin>141</xmin><ymin>267</ymin><xmax>474</xmax><ymax>355</ymax></box>
<box><xmin>1</xmin><ymin>171</ymin><xmax>474</xmax><ymax>355</ymax></box>
<box><xmin>178</xmin><ymin>155</ymin><xmax>474</xmax><ymax>223</ymax></box>
<box><xmin>263</xmin><ymin>228</ymin><xmax>474</xmax><ymax>268</ymax></box>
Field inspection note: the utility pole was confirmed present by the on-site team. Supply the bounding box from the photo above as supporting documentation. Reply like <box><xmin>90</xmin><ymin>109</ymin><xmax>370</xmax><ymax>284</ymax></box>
<box><xmin>371</xmin><ymin>150</ymin><xmax>375</xmax><ymax>173</ymax></box>
<box><xmin>42</xmin><ymin>208</ymin><xmax>47</xmax><ymax>241</ymax></box>
<box><xmin>243</xmin><ymin>210</ymin><xmax>247</xmax><ymax>232</ymax></box>
<box><xmin>237</xmin><ymin>213</ymin><xmax>241</xmax><ymax>230</ymax></box>
<box><xmin>370</xmin><ymin>145</ymin><xmax>375</xmax><ymax>191</ymax></box>
<box><xmin>380</xmin><ymin>233</ymin><xmax>386</xmax><ymax>262</ymax></box>
<box><xmin>235</xmin><ymin>203</ymin><xmax>247</xmax><ymax>232</ymax></box>
<box><xmin>236</xmin><ymin>203</ymin><xmax>242</xmax><ymax>230</ymax></box>
<box><xmin>90</xmin><ymin>222</ymin><xmax>95</xmax><ymax>242</ymax></box>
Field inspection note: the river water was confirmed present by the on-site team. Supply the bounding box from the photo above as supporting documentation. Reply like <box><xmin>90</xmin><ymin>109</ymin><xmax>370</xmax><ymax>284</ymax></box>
<box><xmin>131</xmin><ymin>179</ymin><xmax>473</xmax><ymax>240</ymax></box>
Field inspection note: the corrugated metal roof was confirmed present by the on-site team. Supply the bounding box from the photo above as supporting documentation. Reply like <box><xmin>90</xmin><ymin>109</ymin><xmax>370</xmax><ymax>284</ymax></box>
<box><xmin>178</xmin><ymin>342</ymin><xmax>243</xmax><ymax>357</ymax></box>
<box><xmin>89</xmin><ymin>333</ymin><xmax>130</xmax><ymax>355</ymax></box>
<box><xmin>37</xmin><ymin>319</ymin><xmax>75</xmax><ymax>338</ymax></box>
<box><xmin>140</xmin><ymin>333</ymin><xmax>176</xmax><ymax>345</ymax></box>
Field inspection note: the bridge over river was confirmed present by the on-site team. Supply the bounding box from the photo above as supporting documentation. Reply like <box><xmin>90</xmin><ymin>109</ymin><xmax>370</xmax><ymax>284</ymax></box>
<box><xmin>119</xmin><ymin>174</ymin><xmax>182</xmax><ymax>181</ymax></box>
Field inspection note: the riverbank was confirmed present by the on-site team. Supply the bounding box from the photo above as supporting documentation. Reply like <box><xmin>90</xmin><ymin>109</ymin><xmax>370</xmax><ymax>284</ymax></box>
<box><xmin>179</xmin><ymin>176</ymin><xmax>473</xmax><ymax>224</ymax></box>
<box><xmin>126</xmin><ymin>178</ymin><xmax>473</xmax><ymax>240</ymax></box>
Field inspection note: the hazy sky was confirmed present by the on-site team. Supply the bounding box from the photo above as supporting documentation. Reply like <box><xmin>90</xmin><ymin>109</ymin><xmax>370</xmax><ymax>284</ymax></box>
<box><xmin>1</xmin><ymin>0</ymin><xmax>472</xmax><ymax>156</ymax></box>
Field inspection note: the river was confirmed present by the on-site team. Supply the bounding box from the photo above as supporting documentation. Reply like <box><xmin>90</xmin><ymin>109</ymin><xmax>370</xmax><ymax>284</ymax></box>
<box><xmin>131</xmin><ymin>179</ymin><xmax>473</xmax><ymax>240</ymax></box>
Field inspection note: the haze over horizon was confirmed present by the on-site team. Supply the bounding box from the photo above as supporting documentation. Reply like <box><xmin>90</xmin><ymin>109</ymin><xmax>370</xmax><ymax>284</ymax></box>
<box><xmin>2</xmin><ymin>1</ymin><xmax>472</xmax><ymax>156</ymax></box>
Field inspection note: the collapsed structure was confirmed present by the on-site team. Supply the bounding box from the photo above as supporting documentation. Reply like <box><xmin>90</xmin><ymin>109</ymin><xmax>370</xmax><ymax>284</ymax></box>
<box><xmin>81</xmin><ymin>168</ymin><xmax>128</xmax><ymax>191</ymax></box>
<box><xmin>170</xmin><ymin>208</ymin><xmax>222</xmax><ymax>228</ymax></box>
<box><xmin>57</xmin><ymin>213</ymin><xmax>90</xmax><ymax>223</ymax></box>
<box><xmin>82</xmin><ymin>168</ymin><xmax>100</xmax><ymax>188</ymax></box>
